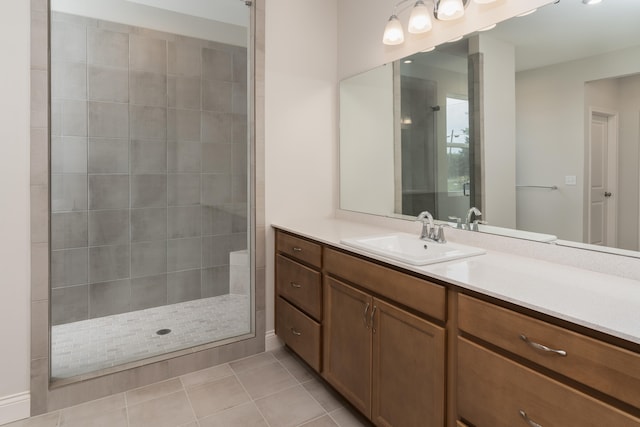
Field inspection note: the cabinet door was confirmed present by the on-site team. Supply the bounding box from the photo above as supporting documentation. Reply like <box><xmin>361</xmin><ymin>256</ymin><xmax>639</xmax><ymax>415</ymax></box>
<box><xmin>372</xmin><ymin>299</ymin><xmax>446</xmax><ymax>427</ymax></box>
<box><xmin>323</xmin><ymin>276</ymin><xmax>373</xmax><ymax>417</ymax></box>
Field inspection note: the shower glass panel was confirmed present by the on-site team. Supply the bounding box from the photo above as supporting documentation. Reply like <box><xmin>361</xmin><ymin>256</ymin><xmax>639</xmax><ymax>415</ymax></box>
<box><xmin>49</xmin><ymin>0</ymin><xmax>253</xmax><ymax>380</ymax></box>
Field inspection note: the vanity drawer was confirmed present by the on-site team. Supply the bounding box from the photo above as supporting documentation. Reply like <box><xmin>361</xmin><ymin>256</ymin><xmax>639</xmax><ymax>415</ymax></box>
<box><xmin>324</xmin><ymin>248</ymin><xmax>445</xmax><ymax>321</ymax></box>
<box><xmin>276</xmin><ymin>297</ymin><xmax>321</xmax><ymax>372</ymax></box>
<box><xmin>458</xmin><ymin>294</ymin><xmax>640</xmax><ymax>408</ymax></box>
<box><xmin>458</xmin><ymin>337</ymin><xmax>640</xmax><ymax>427</ymax></box>
<box><xmin>276</xmin><ymin>231</ymin><xmax>322</xmax><ymax>268</ymax></box>
<box><xmin>276</xmin><ymin>254</ymin><xmax>322</xmax><ymax>321</ymax></box>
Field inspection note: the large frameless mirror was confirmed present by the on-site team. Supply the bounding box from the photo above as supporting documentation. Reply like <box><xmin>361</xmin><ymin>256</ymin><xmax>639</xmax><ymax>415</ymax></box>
<box><xmin>340</xmin><ymin>0</ymin><xmax>640</xmax><ymax>255</ymax></box>
<box><xmin>49</xmin><ymin>0</ymin><xmax>254</xmax><ymax>380</ymax></box>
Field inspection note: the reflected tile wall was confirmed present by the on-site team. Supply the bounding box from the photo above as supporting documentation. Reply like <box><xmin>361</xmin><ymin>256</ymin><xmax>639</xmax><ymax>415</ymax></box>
<box><xmin>50</xmin><ymin>12</ymin><xmax>248</xmax><ymax>325</ymax></box>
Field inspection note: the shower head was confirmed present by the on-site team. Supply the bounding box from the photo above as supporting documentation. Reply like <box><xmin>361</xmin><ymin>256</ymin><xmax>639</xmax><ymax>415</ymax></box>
<box><xmin>431</xmin><ymin>105</ymin><xmax>440</xmax><ymax>111</ymax></box>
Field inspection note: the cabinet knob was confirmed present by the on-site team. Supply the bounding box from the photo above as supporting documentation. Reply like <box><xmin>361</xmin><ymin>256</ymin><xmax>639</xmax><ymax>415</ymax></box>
<box><xmin>290</xmin><ymin>282</ymin><xmax>302</xmax><ymax>289</ymax></box>
<box><xmin>519</xmin><ymin>334</ymin><xmax>567</xmax><ymax>357</ymax></box>
<box><xmin>519</xmin><ymin>410</ymin><xmax>543</xmax><ymax>427</ymax></box>
<box><xmin>290</xmin><ymin>328</ymin><xmax>302</xmax><ymax>336</ymax></box>
<box><xmin>292</xmin><ymin>247</ymin><xmax>303</xmax><ymax>252</ymax></box>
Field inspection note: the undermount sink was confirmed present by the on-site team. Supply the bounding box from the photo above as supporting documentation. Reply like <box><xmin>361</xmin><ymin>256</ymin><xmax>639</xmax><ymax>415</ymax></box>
<box><xmin>340</xmin><ymin>232</ymin><xmax>486</xmax><ymax>266</ymax></box>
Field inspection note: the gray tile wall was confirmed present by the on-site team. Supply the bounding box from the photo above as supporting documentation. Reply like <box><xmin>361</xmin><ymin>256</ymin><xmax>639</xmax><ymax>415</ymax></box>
<box><xmin>50</xmin><ymin>12</ymin><xmax>248</xmax><ymax>325</ymax></box>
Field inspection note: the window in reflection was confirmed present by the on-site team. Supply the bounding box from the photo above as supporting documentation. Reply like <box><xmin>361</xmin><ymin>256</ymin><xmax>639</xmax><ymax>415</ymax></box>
<box><xmin>445</xmin><ymin>96</ymin><xmax>470</xmax><ymax>195</ymax></box>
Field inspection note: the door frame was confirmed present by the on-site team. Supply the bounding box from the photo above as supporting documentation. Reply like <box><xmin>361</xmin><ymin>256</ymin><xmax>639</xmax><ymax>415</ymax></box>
<box><xmin>585</xmin><ymin>107</ymin><xmax>619</xmax><ymax>246</ymax></box>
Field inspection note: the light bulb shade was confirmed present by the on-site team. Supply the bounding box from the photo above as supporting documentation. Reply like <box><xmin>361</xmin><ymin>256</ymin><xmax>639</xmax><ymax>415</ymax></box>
<box><xmin>474</xmin><ymin>0</ymin><xmax>498</xmax><ymax>4</ymax></box>
<box><xmin>383</xmin><ymin>15</ymin><xmax>404</xmax><ymax>45</ymax></box>
<box><xmin>437</xmin><ymin>0</ymin><xmax>465</xmax><ymax>20</ymax></box>
<box><xmin>408</xmin><ymin>1</ymin><xmax>433</xmax><ymax>34</ymax></box>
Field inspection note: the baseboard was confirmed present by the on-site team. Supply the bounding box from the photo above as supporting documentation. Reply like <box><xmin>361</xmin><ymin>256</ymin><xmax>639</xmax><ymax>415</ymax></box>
<box><xmin>265</xmin><ymin>329</ymin><xmax>283</xmax><ymax>352</ymax></box>
<box><xmin>0</xmin><ymin>391</ymin><xmax>30</xmax><ymax>426</ymax></box>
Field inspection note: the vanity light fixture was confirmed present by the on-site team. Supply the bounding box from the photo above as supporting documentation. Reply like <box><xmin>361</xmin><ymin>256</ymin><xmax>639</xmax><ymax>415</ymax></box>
<box><xmin>383</xmin><ymin>0</ymin><xmax>501</xmax><ymax>45</ymax></box>
<box><xmin>382</xmin><ymin>14</ymin><xmax>405</xmax><ymax>45</ymax></box>
<box><xmin>437</xmin><ymin>0</ymin><xmax>465</xmax><ymax>20</ymax></box>
<box><xmin>408</xmin><ymin>0</ymin><xmax>433</xmax><ymax>33</ymax></box>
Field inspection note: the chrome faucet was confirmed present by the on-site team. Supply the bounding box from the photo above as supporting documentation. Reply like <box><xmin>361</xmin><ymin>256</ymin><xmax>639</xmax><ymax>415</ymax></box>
<box><xmin>416</xmin><ymin>211</ymin><xmax>447</xmax><ymax>243</ymax></box>
<box><xmin>465</xmin><ymin>207</ymin><xmax>483</xmax><ymax>231</ymax></box>
<box><xmin>417</xmin><ymin>211</ymin><xmax>434</xmax><ymax>240</ymax></box>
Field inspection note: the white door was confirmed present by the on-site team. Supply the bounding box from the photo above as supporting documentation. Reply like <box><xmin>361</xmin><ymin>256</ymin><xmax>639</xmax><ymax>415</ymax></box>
<box><xmin>588</xmin><ymin>111</ymin><xmax>618</xmax><ymax>246</ymax></box>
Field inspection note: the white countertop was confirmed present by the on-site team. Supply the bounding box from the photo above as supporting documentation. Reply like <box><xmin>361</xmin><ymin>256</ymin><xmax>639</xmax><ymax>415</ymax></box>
<box><xmin>273</xmin><ymin>218</ymin><xmax>640</xmax><ymax>346</ymax></box>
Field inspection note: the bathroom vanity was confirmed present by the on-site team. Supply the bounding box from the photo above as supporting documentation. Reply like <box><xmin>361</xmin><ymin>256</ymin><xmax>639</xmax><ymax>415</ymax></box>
<box><xmin>273</xmin><ymin>220</ymin><xmax>640</xmax><ymax>427</ymax></box>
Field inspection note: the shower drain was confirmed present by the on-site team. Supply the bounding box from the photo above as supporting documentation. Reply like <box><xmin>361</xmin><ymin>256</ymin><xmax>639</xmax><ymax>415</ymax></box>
<box><xmin>156</xmin><ymin>328</ymin><xmax>172</xmax><ymax>336</ymax></box>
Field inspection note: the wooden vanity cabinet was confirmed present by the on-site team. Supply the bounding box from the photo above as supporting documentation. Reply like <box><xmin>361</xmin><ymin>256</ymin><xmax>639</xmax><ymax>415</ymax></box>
<box><xmin>457</xmin><ymin>294</ymin><xmax>640</xmax><ymax>427</ymax></box>
<box><xmin>274</xmin><ymin>228</ymin><xmax>640</xmax><ymax>427</ymax></box>
<box><xmin>323</xmin><ymin>249</ymin><xmax>446</xmax><ymax>427</ymax></box>
<box><xmin>274</xmin><ymin>231</ymin><xmax>323</xmax><ymax>371</ymax></box>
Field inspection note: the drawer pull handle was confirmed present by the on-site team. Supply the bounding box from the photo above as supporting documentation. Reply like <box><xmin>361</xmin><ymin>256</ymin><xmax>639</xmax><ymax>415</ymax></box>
<box><xmin>292</xmin><ymin>247</ymin><xmax>303</xmax><ymax>252</ymax></box>
<box><xmin>290</xmin><ymin>282</ymin><xmax>302</xmax><ymax>289</ymax></box>
<box><xmin>519</xmin><ymin>410</ymin><xmax>543</xmax><ymax>427</ymax></box>
<box><xmin>519</xmin><ymin>334</ymin><xmax>567</xmax><ymax>357</ymax></box>
<box><xmin>363</xmin><ymin>303</ymin><xmax>370</xmax><ymax>328</ymax></box>
<box><xmin>370</xmin><ymin>305</ymin><xmax>377</xmax><ymax>333</ymax></box>
<box><xmin>290</xmin><ymin>328</ymin><xmax>302</xmax><ymax>336</ymax></box>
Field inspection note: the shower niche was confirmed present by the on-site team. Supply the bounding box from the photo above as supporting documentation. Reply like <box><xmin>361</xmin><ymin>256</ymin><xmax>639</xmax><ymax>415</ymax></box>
<box><xmin>49</xmin><ymin>0</ymin><xmax>254</xmax><ymax>380</ymax></box>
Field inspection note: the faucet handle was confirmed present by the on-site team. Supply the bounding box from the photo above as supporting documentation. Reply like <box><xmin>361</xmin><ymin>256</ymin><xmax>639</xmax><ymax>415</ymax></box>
<box><xmin>471</xmin><ymin>219</ymin><xmax>488</xmax><ymax>231</ymax></box>
<box><xmin>448</xmin><ymin>216</ymin><xmax>463</xmax><ymax>229</ymax></box>
<box><xmin>434</xmin><ymin>225</ymin><xmax>447</xmax><ymax>243</ymax></box>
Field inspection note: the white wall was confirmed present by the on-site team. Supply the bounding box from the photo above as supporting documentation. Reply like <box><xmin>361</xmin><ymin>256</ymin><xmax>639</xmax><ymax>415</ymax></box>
<box><xmin>473</xmin><ymin>34</ymin><xmax>517</xmax><ymax>228</ymax></box>
<box><xmin>614</xmin><ymin>75</ymin><xmax>640</xmax><ymax>250</ymax></box>
<box><xmin>52</xmin><ymin>0</ymin><xmax>247</xmax><ymax>46</ymax></box>
<box><xmin>265</xmin><ymin>0</ymin><xmax>338</xmax><ymax>332</ymax></box>
<box><xmin>516</xmin><ymin>45</ymin><xmax>640</xmax><ymax>242</ymax></box>
<box><xmin>340</xmin><ymin>65</ymin><xmax>395</xmax><ymax>216</ymax></box>
<box><xmin>0</xmin><ymin>0</ymin><xmax>32</xmax><ymax>424</ymax></box>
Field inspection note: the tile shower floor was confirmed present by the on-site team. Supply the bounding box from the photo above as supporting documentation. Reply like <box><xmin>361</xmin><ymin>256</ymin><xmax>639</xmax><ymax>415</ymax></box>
<box><xmin>7</xmin><ymin>348</ymin><xmax>373</xmax><ymax>427</ymax></box>
<box><xmin>52</xmin><ymin>294</ymin><xmax>251</xmax><ymax>379</ymax></box>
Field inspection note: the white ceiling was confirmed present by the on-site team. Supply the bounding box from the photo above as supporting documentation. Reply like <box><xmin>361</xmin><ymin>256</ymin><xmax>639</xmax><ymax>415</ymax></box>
<box><xmin>488</xmin><ymin>0</ymin><xmax>640</xmax><ymax>71</ymax></box>
<box><xmin>126</xmin><ymin>0</ymin><xmax>249</xmax><ymax>27</ymax></box>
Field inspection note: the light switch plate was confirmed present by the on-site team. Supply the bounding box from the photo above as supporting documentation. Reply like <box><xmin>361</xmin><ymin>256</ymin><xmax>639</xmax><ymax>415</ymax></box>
<box><xmin>565</xmin><ymin>175</ymin><xmax>577</xmax><ymax>185</ymax></box>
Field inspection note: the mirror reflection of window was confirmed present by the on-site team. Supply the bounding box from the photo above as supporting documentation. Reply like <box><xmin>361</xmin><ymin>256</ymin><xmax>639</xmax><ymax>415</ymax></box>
<box><xmin>445</xmin><ymin>96</ymin><xmax>470</xmax><ymax>195</ymax></box>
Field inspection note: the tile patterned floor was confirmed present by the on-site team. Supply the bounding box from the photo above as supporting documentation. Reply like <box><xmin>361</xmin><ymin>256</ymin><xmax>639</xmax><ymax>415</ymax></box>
<box><xmin>52</xmin><ymin>295</ymin><xmax>251</xmax><ymax>379</ymax></box>
<box><xmin>6</xmin><ymin>348</ymin><xmax>373</xmax><ymax>427</ymax></box>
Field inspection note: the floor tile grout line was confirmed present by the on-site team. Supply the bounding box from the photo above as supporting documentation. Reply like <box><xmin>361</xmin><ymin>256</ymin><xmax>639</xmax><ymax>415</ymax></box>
<box><xmin>295</xmin><ymin>413</ymin><xmax>332</xmax><ymax>427</ymax></box>
<box><xmin>271</xmin><ymin>350</ymin><xmax>361</xmax><ymax>427</ymax></box>
<box><xmin>181</xmin><ymin>375</ymin><xmax>202</xmax><ymax>426</ymax></box>
<box><xmin>241</xmin><ymin>358</ymin><xmax>334</xmax><ymax>427</ymax></box>
<box><xmin>123</xmin><ymin>388</ymin><xmax>131</xmax><ymax>427</ymax></box>
<box><xmin>234</xmin><ymin>364</ymin><xmax>304</xmax><ymax>403</ymax></box>
<box><xmin>273</xmin><ymin>353</ymin><xmax>335</xmax><ymax>410</ymax></box>
<box><xmin>326</xmin><ymin>408</ymin><xmax>342</xmax><ymax>427</ymax></box>
<box><xmin>230</xmin><ymin>366</ymin><xmax>274</xmax><ymax>427</ymax></box>
<box><xmin>181</xmin><ymin>371</ymin><xmax>237</xmax><ymax>393</ymax></box>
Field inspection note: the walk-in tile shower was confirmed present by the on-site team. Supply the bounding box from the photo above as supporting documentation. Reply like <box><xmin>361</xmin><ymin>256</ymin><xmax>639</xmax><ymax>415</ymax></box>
<box><xmin>49</xmin><ymin>0</ymin><xmax>253</xmax><ymax>380</ymax></box>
